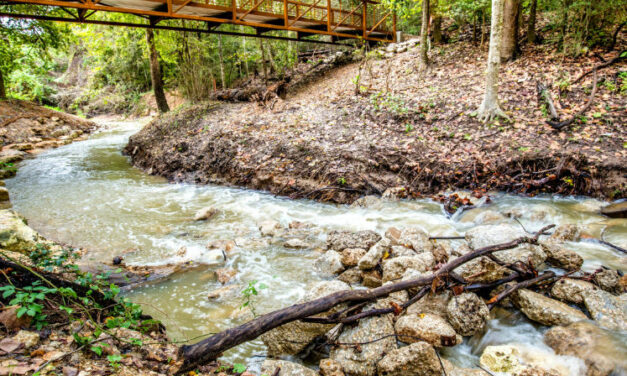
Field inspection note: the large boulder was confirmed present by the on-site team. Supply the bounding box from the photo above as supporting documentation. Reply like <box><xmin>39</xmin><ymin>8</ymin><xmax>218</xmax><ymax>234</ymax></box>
<box><xmin>545</xmin><ymin>321</ymin><xmax>627</xmax><ymax>376</ymax></box>
<box><xmin>465</xmin><ymin>224</ymin><xmax>546</xmax><ymax>267</ymax></box>
<box><xmin>319</xmin><ymin>358</ymin><xmax>345</xmax><ymax>376</ymax></box>
<box><xmin>327</xmin><ymin>230</ymin><xmax>381</xmax><ymax>251</ymax></box>
<box><xmin>314</xmin><ymin>250</ymin><xmax>345</xmax><ymax>276</ymax></box>
<box><xmin>446</xmin><ymin>292</ymin><xmax>490</xmax><ymax>337</ymax></box>
<box><xmin>358</xmin><ymin>239</ymin><xmax>391</xmax><ymax>270</ymax></box>
<box><xmin>551</xmin><ymin>278</ymin><xmax>596</xmax><ymax>304</ymax></box>
<box><xmin>260</xmin><ymin>359</ymin><xmax>317</xmax><ymax>376</ymax></box>
<box><xmin>540</xmin><ymin>242</ymin><xmax>583</xmax><ymax>271</ymax></box>
<box><xmin>479</xmin><ymin>344</ymin><xmax>584</xmax><ymax>376</ymax></box>
<box><xmin>548</xmin><ymin>224</ymin><xmax>580</xmax><ymax>242</ymax></box>
<box><xmin>0</xmin><ymin>210</ymin><xmax>45</xmax><ymax>253</ymax></box>
<box><xmin>376</xmin><ymin>342</ymin><xmax>442</xmax><ymax>376</ymax></box>
<box><xmin>340</xmin><ymin>248</ymin><xmax>367</xmax><ymax>267</ymax></box>
<box><xmin>393</xmin><ymin>228</ymin><xmax>434</xmax><ymax>253</ymax></box>
<box><xmin>406</xmin><ymin>291</ymin><xmax>451</xmax><ymax>316</ymax></box>
<box><xmin>382</xmin><ymin>254</ymin><xmax>435</xmax><ymax>282</ymax></box>
<box><xmin>582</xmin><ymin>289</ymin><xmax>627</xmax><ymax>331</ymax></box>
<box><xmin>330</xmin><ymin>302</ymin><xmax>396</xmax><ymax>376</ymax></box>
<box><xmin>395</xmin><ymin>313</ymin><xmax>461</xmax><ymax>347</ymax></box>
<box><xmin>600</xmin><ymin>201</ymin><xmax>627</xmax><ymax>218</ymax></box>
<box><xmin>594</xmin><ymin>269</ymin><xmax>620</xmax><ymax>293</ymax></box>
<box><xmin>261</xmin><ymin>280</ymin><xmax>350</xmax><ymax>356</ymax></box>
<box><xmin>512</xmin><ymin>289</ymin><xmax>587</xmax><ymax>326</ymax></box>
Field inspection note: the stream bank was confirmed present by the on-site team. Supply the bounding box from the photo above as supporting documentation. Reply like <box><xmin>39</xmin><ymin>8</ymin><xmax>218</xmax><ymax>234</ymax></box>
<box><xmin>125</xmin><ymin>42</ymin><xmax>626</xmax><ymax>204</ymax></box>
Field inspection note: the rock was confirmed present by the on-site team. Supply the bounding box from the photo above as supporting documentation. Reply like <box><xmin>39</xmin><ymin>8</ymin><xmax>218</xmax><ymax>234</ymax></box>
<box><xmin>452</xmin><ymin>254</ymin><xmax>509</xmax><ymax>283</ymax></box>
<box><xmin>551</xmin><ymin>278</ymin><xmax>596</xmax><ymax>304</ymax></box>
<box><xmin>330</xmin><ymin>302</ymin><xmax>396</xmax><ymax>376</ymax></box>
<box><xmin>207</xmin><ymin>284</ymin><xmax>239</xmax><ymax>299</ymax></box>
<box><xmin>361</xmin><ymin>269</ymin><xmax>382</xmax><ymax>288</ymax></box>
<box><xmin>12</xmin><ymin>330</ymin><xmax>39</xmax><ymax>349</ymax></box>
<box><xmin>0</xmin><ymin>210</ymin><xmax>45</xmax><ymax>253</ymax></box>
<box><xmin>319</xmin><ymin>359</ymin><xmax>344</xmax><ymax>376</ymax></box>
<box><xmin>395</xmin><ymin>313</ymin><xmax>461</xmax><ymax>347</ymax></box>
<box><xmin>385</xmin><ymin>227</ymin><xmax>402</xmax><ymax>243</ymax></box>
<box><xmin>466</xmin><ymin>224</ymin><xmax>546</xmax><ymax>268</ymax></box>
<box><xmin>461</xmin><ymin>209</ymin><xmax>507</xmax><ymax>224</ymax></box>
<box><xmin>594</xmin><ymin>269</ymin><xmax>620</xmax><ymax>292</ymax></box>
<box><xmin>479</xmin><ymin>344</ymin><xmax>576</xmax><ymax>376</ymax></box>
<box><xmin>350</xmin><ymin>195</ymin><xmax>383</xmax><ymax>208</ymax></box>
<box><xmin>446</xmin><ymin>292</ymin><xmax>490</xmax><ymax>336</ymax></box>
<box><xmin>549</xmin><ymin>224</ymin><xmax>580</xmax><ymax>242</ymax></box>
<box><xmin>0</xmin><ymin>187</ymin><xmax>9</xmax><ymax>202</ymax></box>
<box><xmin>545</xmin><ymin>321</ymin><xmax>627</xmax><ymax>376</ymax></box>
<box><xmin>284</xmin><ymin>238</ymin><xmax>309</xmax><ymax>249</ymax></box>
<box><xmin>406</xmin><ymin>291</ymin><xmax>451</xmax><ymax>316</ymax></box>
<box><xmin>440</xmin><ymin>359</ymin><xmax>486</xmax><ymax>376</ymax></box>
<box><xmin>193</xmin><ymin>207</ymin><xmax>218</xmax><ymax>221</ymax></box>
<box><xmin>582</xmin><ymin>289</ymin><xmax>627</xmax><ymax>330</ymax></box>
<box><xmin>395</xmin><ymin>228</ymin><xmax>433</xmax><ymax>253</ymax></box>
<box><xmin>260</xmin><ymin>360</ymin><xmax>317</xmax><ymax>376</ymax></box>
<box><xmin>0</xmin><ymin>149</ymin><xmax>25</xmax><ymax>164</ymax></box>
<box><xmin>358</xmin><ymin>239</ymin><xmax>390</xmax><ymax>270</ymax></box>
<box><xmin>600</xmin><ymin>201</ymin><xmax>627</xmax><ymax>218</ymax></box>
<box><xmin>382</xmin><ymin>254</ymin><xmax>435</xmax><ymax>282</ymax></box>
<box><xmin>259</xmin><ymin>220</ymin><xmax>281</xmax><ymax>236</ymax></box>
<box><xmin>512</xmin><ymin>289</ymin><xmax>587</xmax><ymax>326</ymax></box>
<box><xmin>540</xmin><ymin>241</ymin><xmax>583</xmax><ymax>271</ymax></box>
<box><xmin>207</xmin><ymin>239</ymin><xmax>236</xmax><ymax>253</ymax></box>
<box><xmin>376</xmin><ymin>342</ymin><xmax>442</xmax><ymax>376</ymax></box>
<box><xmin>315</xmin><ymin>250</ymin><xmax>345</xmax><ymax>276</ymax></box>
<box><xmin>0</xmin><ymin>181</ymin><xmax>4</xmax><ymax>187</ymax></box>
<box><xmin>340</xmin><ymin>248</ymin><xmax>367</xmax><ymax>267</ymax></box>
<box><xmin>382</xmin><ymin>186</ymin><xmax>406</xmax><ymax>200</ymax></box>
<box><xmin>338</xmin><ymin>267</ymin><xmax>362</xmax><ymax>284</ymax></box>
<box><xmin>62</xmin><ymin>366</ymin><xmax>78</xmax><ymax>376</ymax></box>
<box><xmin>215</xmin><ymin>268</ymin><xmax>236</xmax><ymax>284</ymax></box>
<box><xmin>0</xmin><ymin>306</ymin><xmax>31</xmax><ymax>330</ymax></box>
<box><xmin>389</xmin><ymin>245</ymin><xmax>416</xmax><ymax>257</ymax></box>
<box><xmin>261</xmin><ymin>280</ymin><xmax>350</xmax><ymax>356</ymax></box>
<box><xmin>327</xmin><ymin>230</ymin><xmax>381</xmax><ymax>251</ymax></box>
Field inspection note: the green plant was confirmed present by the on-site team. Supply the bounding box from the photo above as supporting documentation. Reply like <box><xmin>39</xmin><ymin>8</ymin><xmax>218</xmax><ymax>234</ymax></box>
<box><xmin>0</xmin><ymin>281</ymin><xmax>55</xmax><ymax>329</ymax></box>
<box><xmin>337</xmin><ymin>177</ymin><xmax>347</xmax><ymax>185</ymax></box>
<box><xmin>232</xmin><ymin>363</ymin><xmax>247</xmax><ymax>373</ymax></box>
<box><xmin>405</xmin><ymin>123</ymin><xmax>414</xmax><ymax>133</ymax></box>
<box><xmin>240</xmin><ymin>280</ymin><xmax>267</xmax><ymax>317</ymax></box>
<box><xmin>107</xmin><ymin>354</ymin><xmax>123</xmax><ymax>369</ymax></box>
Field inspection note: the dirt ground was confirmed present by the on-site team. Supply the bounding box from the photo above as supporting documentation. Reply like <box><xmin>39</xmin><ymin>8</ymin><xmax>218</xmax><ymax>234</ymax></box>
<box><xmin>125</xmin><ymin>39</ymin><xmax>626</xmax><ymax>204</ymax></box>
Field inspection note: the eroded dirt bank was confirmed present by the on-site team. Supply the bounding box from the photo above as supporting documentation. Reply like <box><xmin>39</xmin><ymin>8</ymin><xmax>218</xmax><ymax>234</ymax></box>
<box><xmin>125</xmin><ymin>42</ymin><xmax>626</xmax><ymax>203</ymax></box>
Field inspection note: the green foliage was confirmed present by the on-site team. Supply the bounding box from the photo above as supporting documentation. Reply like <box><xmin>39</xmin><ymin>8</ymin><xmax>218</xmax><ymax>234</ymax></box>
<box><xmin>240</xmin><ymin>280</ymin><xmax>267</xmax><ymax>317</ymax></box>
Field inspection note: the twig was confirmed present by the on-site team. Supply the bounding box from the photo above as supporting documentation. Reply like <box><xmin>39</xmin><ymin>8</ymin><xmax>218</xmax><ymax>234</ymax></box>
<box><xmin>487</xmin><ymin>271</ymin><xmax>555</xmax><ymax>309</ymax></box>
<box><xmin>572</xmin><ymin>51</ymin><xmax>626</xmax><ymax>84</ymax></box>
<box><xmin>547</xmin><ymin>70</ymin><xmax>599</xmax><ymax>130</ymax></box>
<box><xmin>271</xmin><ymin>367</ymin><xmax>280</xmax><ymax>376</ymax></box>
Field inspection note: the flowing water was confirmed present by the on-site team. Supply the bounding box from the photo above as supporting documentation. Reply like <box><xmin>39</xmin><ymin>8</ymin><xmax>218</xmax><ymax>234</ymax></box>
<box><xmin>6</xmin><ymin>118</ymin><xmax>627</xmax><ymax>374</ymax></box>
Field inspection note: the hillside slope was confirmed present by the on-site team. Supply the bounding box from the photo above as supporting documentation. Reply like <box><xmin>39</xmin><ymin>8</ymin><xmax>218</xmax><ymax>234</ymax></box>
<box><xmin>125</xmin><ymin>40</ymin><xmax>626</xmax><ymax>203</ymax></box>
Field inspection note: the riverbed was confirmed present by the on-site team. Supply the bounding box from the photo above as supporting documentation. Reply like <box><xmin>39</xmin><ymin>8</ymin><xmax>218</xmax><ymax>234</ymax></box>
<box><xmin>6</xmin><ymin>117</ymin><xmax>627</xmax><ymax>373</ymax></box>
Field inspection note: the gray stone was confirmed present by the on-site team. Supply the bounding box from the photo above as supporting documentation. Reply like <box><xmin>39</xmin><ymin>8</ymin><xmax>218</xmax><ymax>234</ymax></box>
<box><xmin>327</xmin><ymin>230</ymin><xmax>381</xmax><ymax>251</ymax></box>
<box><xmin>338</xmin><ymin>267</ymin><xmax>362</xmax><ymax>284</ymax></box>
<box><xmin>389</xmin><ymin>245</ymin><xmax>416</xmax><ymax>257</ymax></box>
<box><xmin>446</xmin><ymin>292</ymin><xmax>490</xmax><ymax>336</ymax></box>
<box><xmin>0</xmin><ymin>209</ymin><xmax>45</xmax><ymax>253</ymax></box>
<box><xmin>545</xmin><ymin>321</ymin><xmax>627</xmax><ymax>376</ymax></box>
<box><xmin>350</xmin><ymin>195</ymin><xmax>383</xmax><ymax>208</ymax></box>
<box><xmin>594</xmin><ymin>269</ymin><xmax>620</xmax><ymax>293</ymax></box>
<box><xmin>361</xmin><ymin>269</ymin><xmax>382</xmax><ymax>288</ymax></box>
<box><xmin>358</xmin><ymin>239</ymin><xmax>391</xmax><ymax>270</ymax></box>
<box><xmin>540</xmin><ymin>241</ymin><xmax>583</xmax><ymax>271</ymax></box>
<box><xmin>284</xmin><ymin>238</ymin><xmax>310</xmax><ymax>249</ymax></box>
<box><xmin>341</xmin><ymin>248</ymin><xmax>367</xmax><ymax>267</ymax></box>
<box><xmin>407</xmin><ymin>291</ymin><xmax>451</xmax><ymax>316</ymax></box>
<box><xmin>512</xmin><ymin>289</ymin><xmax>587</xmax><ymax>326</ymax></box>
<box><xmin>261</xmin><ymin>280</ymin><xmax>350</xmax><ymax>356</ymax></box>
<box><xmin>0</xmin><ymin>187</ymin><xmax>9</xmax><ymax>202</ymax></box>
<box><xmin>582</xmin><ymin>289</ymin><xmax>627</xmax><ymax>330</ymax></box>
<box><xmin>260</xmin><ymin>360</ymin><xmax>317</xmax><ymax>376</ymax></box>
<box><xmin>551</xmin><ymin>278</ymin><xmax>596</xmax><ymax>304</ymax></box>
<box><xmin>466</xmin><ymin>224</ymin><xmax>546</xmax><ymax>268</ymax></box>
<box><xmin>600</xmin><ymin>201</ymin><xmax>627</xmax><ymax>218</ymax></box>
<box><xmin>395</xmin><ymin>313</ymin><xmax>461</xmax><ymax>347</ymax></box>
<box><xmin>319</xmin><ymin>358</ymin><xmax>345</xmax><ymax>376</ymax></box>
<box><xmin>382</xmin><ymin>254</ymin><xmax>435</xmax><ymax>282</ymax></box>
<box><xmin>395</xmin><ymin>228</ymin><xmax>434</xmax><ymax>253</ymax></box>
<box><xmin>441</xmin><ymin>359</ymin><xmax>486</xmax><ymax>376</ymax></box>
<box><xmin>548</xmin><ymin>224</ymin><xmax>580</xmax><ymax>242</ymax></box>
<box><xmin>259</xmin><ymin>220</ymin><xmax>281</xmax><ymax>236</ymax></box>
<box><xmin>452</xmin><ymin>255</ymin><xmax>510</xmax><ymax>283</ymax></box>
<box><xmin>376</xmin><ymin>342</ymin><xmax>442</xmax><ymax>376</ymax></box>
<box><xmin>315</xmin><ymin>250</ymin><xmax>345</xmax><ymax>276</ymax></box>
<box><xmin>330</xmin><ymin>302</ymin><xmax>396</xmax><ymax>376</ymax></box>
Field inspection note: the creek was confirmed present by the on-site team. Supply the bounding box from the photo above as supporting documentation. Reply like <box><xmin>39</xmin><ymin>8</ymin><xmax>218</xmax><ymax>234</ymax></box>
<box><xmin>6</xmin><ymin>117</ymin><xmax>626</xmax><ymax>374</ymax></box>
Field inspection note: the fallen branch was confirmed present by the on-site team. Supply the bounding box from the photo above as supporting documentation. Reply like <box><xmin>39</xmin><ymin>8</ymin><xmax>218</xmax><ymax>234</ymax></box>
<box><xmin>536</xmin><ymin>81</ymin><xmax>559</xmax><ymax>121</ymax></box>
<box><xmin>486</xmin><ymin>271</ymin><xmax>555</xmax><ymax>309</ymax></box>
<box><xmin>177</xmin><ymin>225</ymin><xmax>554</xmax><ymax>373</ymax></box>
<box><xmin>572</xmin><ymin>51</ymin><xmax>626</xmax><ymax>85</ymax></box>
<box><xmin>547</xmin><ymin>70</ymin><xmax>598</xmax><ymax>130</ymax></box>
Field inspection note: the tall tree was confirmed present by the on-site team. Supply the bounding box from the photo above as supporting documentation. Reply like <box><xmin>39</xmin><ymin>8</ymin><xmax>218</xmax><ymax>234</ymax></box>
<box><xmin>500</xmin><ymin>0</ymin><xmax>520</xmax><ymax>61</ymax></box>
<box><xmin>0</xmin><ymin>69</ymin><xmax>5</xmax><ymax>99</ymax></box>
<box><xmin>419</xmin><ymin>0</ymin><xmax>430</xmax><ymax>68</ymax></box>
<box><xmin>217</xmin><ymin>35</ymin><xmax>226</xmax><ymax>89</ymax></box>
<box><xmin>146</xmin><ymin>28</ymin><xmax>169</xmax><ymax>113</ymax></box>
<box><xmin>477</xmin><ymin>0</ymin><xmax>508</xmax><ymax>121</ymax></box>
<box><xmin>527</xmin><ymin>0</ymin><xmax>538</xmax><ymax>43</ymax></box>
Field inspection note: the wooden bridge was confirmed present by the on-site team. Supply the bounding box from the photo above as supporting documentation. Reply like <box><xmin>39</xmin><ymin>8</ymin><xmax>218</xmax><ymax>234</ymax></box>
<box><xmin>1</xmin><ymin>0</ymin><xmax>396</xmax><ymax>44</ymax></box>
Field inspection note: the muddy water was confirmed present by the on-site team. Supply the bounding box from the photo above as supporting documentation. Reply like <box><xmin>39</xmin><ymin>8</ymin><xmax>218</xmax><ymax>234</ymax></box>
<box><xmin>6</xmin><ymin>118</ymin><xmax>627</xmax><ymax>373</ymax></box>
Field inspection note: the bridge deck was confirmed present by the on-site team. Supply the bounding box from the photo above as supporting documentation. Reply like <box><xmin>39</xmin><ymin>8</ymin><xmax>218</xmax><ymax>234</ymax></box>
<box><xmin>4</xmin><ymin>0</ymin><xmax>395</xmax><ymax>43</ymax></box>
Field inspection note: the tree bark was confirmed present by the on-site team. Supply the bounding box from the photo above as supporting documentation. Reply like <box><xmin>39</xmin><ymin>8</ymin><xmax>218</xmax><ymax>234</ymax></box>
<box><xmin>500</xmin><ymin>0</ymin><xmax>520</xmax><ymax>61</ymax></box>
<box><xmin>146</xmin><ymin>29</ymin><xmax>170</xmax><ymax>113</ymax></box>
<box><xmin>419</xmin><ymin>0</ymin><xmax>430</xmax><ymax>68</ymax></box>
<box><xmin>527</xmin><ymin>0</ymin><xmax>538</xmax><ymax>44</ymax></box>
<box><xmin>0</xmin><ymin>68</ymin><xmax>6</xmax><ymax>100</ymax></box>
<box><xmin>217</xmin><ymin>35</ymin><xmax>226</xmax><ymax>89</ymax></box>
<box><xmin>477</xmin><ymin>0</ymin><xmax>508</xmax><ymax>122</ymax></box>
<box><xmin>432</xmin><ymin>16</ymin><xmax>443</xmax><ymax>44</ymax></box>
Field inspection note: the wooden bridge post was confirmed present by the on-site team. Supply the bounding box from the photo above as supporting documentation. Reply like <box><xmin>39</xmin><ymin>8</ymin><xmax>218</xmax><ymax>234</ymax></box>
<box><xmin>283</xmin><ymin>0</ymin><xmax>287</xmax><ymax>26</ymax></box>
<box><xmin>326</xmin><ymin>0</ymin><xmax>330</xmax><ymax>32</ymax></box>
<box><xmin>362</xmin><ymin>0</ymin><xmax>366</xmax><ymax>39</ymax></box>
<box><xmin>231</xmin><ymin>0</ymin><xmax>236</xmax><ymax>20</ymax></box>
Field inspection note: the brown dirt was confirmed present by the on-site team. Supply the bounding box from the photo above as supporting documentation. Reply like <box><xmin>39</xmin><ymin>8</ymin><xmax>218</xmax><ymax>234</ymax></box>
<box><xmin>125</xmin><ymin>41</ymin><xmax>626</xmax><ymax>204</ymax></box>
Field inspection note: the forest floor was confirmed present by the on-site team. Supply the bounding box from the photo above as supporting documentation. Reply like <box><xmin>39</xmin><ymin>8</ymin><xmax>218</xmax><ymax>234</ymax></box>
<box><xmin>125</xmin><ymin>38</ymin><xmax>626</xmax><ymax>204</ymax></box>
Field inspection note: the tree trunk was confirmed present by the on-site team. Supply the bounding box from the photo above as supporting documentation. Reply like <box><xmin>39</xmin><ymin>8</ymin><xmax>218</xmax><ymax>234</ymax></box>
<box><xmin>146</xmin><ymin>29</ymin><xmax>170</xmax><ymax>113</ymax></box>
<box><xmin>433</xmin><ymin>16</ymin><xmax>443</xmax><ymax>44</ymax></box>
<box><xmin>0</xmin><ymin>69</ymin><xmax>6</xmax><ymax>100</ymax></box>
<box><xmin>527</xmin><ymin>0</ymin><xmax>537</xmax><ymax>44</ymax></box>
<box><xmin>419</xmin><ymin>0</ymin><xmax>430</xmax><ymax>68</ymax></box>
<box><xmin>259</xmin><ymin>38</ymin><xmax>268</xmax><ymax>82</ymax></box>
<box><xmin>217</xmin><ymin>35</ymin><xmax>226</xmax><ymax>89</ymax></box>
<box><xmin>473</xmin><ymin>13</ymin><xmax>478</xmax><ymax>45</ymax></box>
<box><xmin>242</xmin><ymin>37</ymin><xmax>250</xmax><ymax>77</ymax></box>
<box><xmin>500</xmin><ymin>0</ymin><xmax>520</xmax><ymax>61</ymax></box>
<box><xmin>477</xmin><ymin>0</ymin><xmax>508</xmax><ymax>122</ymax></box>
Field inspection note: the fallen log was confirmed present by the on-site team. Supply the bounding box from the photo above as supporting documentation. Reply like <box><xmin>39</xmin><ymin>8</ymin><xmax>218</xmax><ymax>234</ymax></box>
<box><xmin>572</xmin><ymin>50</ymin><xmax>626</xmax><ymax>85</ymax></box>
<box><xmin>177</xmin><ymin>225</ymin><xmax>555</xmax><ymax>373</ymax></box>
